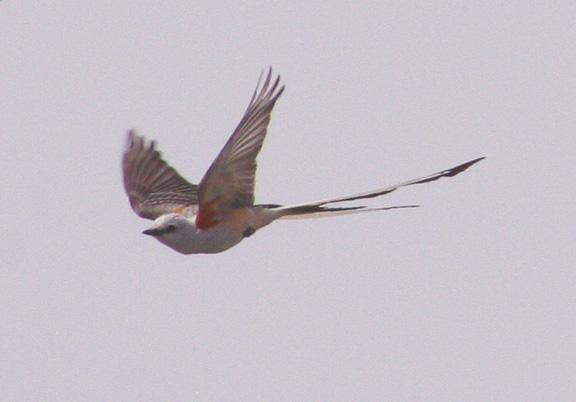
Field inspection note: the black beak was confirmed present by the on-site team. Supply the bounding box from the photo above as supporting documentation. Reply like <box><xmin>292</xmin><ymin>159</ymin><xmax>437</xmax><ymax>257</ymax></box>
<box><xmin>142</xmin><ymin>228</ymin><xmax>163</xmax><ymax>236</ymax></box>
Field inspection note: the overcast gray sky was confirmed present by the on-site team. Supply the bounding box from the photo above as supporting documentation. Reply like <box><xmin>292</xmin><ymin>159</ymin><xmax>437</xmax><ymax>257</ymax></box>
<box><xmin>1</xmin><ymin>1</ymin><xmax>575</xmax><ymax>401</ymax></box>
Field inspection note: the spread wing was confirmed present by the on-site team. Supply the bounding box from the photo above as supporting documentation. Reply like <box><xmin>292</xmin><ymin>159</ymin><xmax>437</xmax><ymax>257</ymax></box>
<box><xmin>122</xmin><ymin>130</ymin><xmax>199</xmax><ymax>220</ymax></box>
<box><xmin>196</xmin><ymin>68</ymin><xmax>285</xmax><ymax>229</ymax></box>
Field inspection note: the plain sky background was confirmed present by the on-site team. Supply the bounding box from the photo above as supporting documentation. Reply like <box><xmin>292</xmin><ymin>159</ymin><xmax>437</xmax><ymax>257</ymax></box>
<box><xmin>1</xmin><ymin>1</ymin><xmax>575</xmax><ymax>401</ymax></box>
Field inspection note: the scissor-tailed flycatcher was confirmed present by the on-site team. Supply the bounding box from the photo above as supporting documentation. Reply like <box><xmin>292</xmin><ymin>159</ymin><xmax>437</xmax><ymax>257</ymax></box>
<box><xmin>122</xmin><ymin>69</ymin><xmax>484</xmax><ymax>254</ymax></box>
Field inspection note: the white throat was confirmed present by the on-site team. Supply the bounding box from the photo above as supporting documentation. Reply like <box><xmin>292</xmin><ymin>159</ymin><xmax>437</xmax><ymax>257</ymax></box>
<box><xmin>149</xmin><ymin>214</ymin><xmax>245</xmax><ymax>254</ymax></box>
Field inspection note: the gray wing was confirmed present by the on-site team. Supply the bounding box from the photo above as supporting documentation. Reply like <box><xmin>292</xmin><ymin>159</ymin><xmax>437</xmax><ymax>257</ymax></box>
<box><xmin>122</xmin><ymin>130</ymin><xmax>199</xmax><ymax>220</ymax></box>
<box><xmin>197</xmin><ymin>69</ymin><xmax>285</xmax><ymax>214</ymax></box>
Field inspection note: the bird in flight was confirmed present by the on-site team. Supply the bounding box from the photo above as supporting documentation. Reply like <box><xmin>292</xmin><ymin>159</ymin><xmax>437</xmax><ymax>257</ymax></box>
<box><xmin>122</xmin><ymin>69</ymin><xmax>484</xmax><ymax>254</ymax></box>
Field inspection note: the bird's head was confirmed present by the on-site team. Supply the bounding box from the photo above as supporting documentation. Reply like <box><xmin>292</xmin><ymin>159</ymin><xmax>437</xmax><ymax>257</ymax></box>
<box><xmin>142</xmin><ymin>213</ymin><xmax>196</xmax><ymax>254</ymax></box>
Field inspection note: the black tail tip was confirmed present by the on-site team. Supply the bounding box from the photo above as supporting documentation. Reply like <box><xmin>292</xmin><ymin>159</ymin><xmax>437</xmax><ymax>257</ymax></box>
<box><xmin>448</xmin><ymin>156</ymin><xmax>486</xmax><ymax>177</ymax></box>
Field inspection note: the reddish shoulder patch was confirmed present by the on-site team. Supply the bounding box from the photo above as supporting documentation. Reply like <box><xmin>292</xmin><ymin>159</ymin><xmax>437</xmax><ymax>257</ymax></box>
<box><xmin>195</xmin><ymin>196</ymin><xmax>225</xmax><ymax>230</ymax></box>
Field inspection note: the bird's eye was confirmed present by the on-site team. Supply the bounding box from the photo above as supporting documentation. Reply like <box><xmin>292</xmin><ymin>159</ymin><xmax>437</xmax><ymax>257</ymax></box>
<box><xmin>166</xmin><ymin>224</ymin><xmax>177</xmax><ymax>233</ymax></box>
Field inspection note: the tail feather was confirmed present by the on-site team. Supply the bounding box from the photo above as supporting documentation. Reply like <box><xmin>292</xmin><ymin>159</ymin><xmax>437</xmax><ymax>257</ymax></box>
<box><xmin>280</xmin><ymin>204</ymin><xmax>419</xmax><ymax>220</ymax></box>
<box><xmin>274</xmin><ymin>157</ymin><xmax>484</xmax><ymax>219</ymax></box>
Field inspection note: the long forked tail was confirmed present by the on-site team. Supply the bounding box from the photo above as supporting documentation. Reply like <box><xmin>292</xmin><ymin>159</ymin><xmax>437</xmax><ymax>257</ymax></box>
<box><xmin>274</xmin><ymin>157</ymin><xmax>485</xmax><ymax>219</ymax></box>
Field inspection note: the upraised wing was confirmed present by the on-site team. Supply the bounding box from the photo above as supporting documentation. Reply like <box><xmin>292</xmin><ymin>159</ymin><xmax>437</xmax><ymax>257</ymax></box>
<box><xmin>122</xmin><ymin>130</ymin><xmax>199</xmax><ymax>220</ymax></box>
<box><xmin>195</xmin><ymin>69</ymin><xmax>285</xmax><ymax>229</ymax></box>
